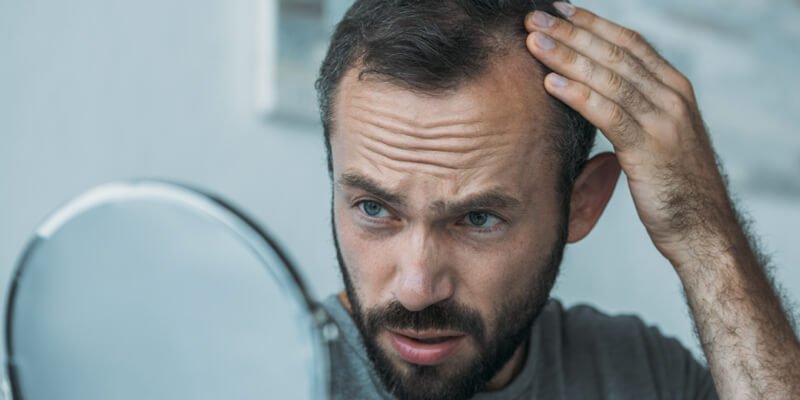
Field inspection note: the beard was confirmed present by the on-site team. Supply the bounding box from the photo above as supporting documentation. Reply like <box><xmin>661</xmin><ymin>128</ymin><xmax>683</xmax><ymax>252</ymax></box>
<box><xmin>332</xmin><ymin>214</ymin><xmax>568</xmax><ymax>400</ymax></box>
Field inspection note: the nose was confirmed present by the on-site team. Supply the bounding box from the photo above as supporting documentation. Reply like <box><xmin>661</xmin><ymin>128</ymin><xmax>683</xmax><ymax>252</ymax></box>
<box><xmin>392</xmin><ymin>225</ymin><xmax>455</xmax><ymax>312</ymax></box>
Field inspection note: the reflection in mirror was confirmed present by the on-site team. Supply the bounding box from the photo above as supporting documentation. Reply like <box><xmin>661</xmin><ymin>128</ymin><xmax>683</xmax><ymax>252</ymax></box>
<box><xmin>4</xmin><ymin>181</ymin><xmax>332</xmax><ymax>400</ymax></box>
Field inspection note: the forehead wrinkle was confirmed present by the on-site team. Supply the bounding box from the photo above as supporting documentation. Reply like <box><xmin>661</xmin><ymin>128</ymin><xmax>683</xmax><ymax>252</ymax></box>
<box><xmin>360</xmin><ymin>139</ymin><xmax>474</xmax><ymax>171</ymax></box>
<box><xmin>359</xmin><ymin>151</ymin><xmax>471</xmax><ymax>179</ymax></box>
<box><xmin>359</xmin><ymin>126</ymin><xmax>510</xmax><ymax>156</ymax></box>
<box><xmin>345</xmin><ymin>109</ymin><xmax>546</xmax><ymax>182</ymax></box>
<box><xmin>350</xmin><ymin>112</ymin><xmax>499</xmax><ymax>142</ymax></box>
<box><xmin>356</xmin><ymin>146</ymin><xmax>392</xmax><ymax>175</ymax></box>
<box><xmin>346</xmin><ymin>104</ymin><xmax>520</xmax><ymax>174</ymax></box>
<box><xmin>348</xmin><ymin>99</ymin><xmax>497</xmax><ymax>140</ymax></box>
<box><xmin>350</xmin><ymin>122</ymin><xmax>524</xmax><ymax>177</ymax></box>
<box><xmin>351</xmin><ymin>118</ymin><xmax>516</xmax><ymax>170</ymax></box>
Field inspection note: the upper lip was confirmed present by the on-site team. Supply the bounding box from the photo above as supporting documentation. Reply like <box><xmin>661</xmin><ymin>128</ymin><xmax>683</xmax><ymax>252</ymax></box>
<box><xmin>388</xmin><ymin>328</ymin><xmax>466</xmax><ymax>340</ymax></box>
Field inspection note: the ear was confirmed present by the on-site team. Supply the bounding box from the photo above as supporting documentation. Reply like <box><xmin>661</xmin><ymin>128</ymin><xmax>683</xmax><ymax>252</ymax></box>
<box><xmin>567</xmin><ymin>152</ymin><xmax>621</xmax><ymax>243</ymax></box>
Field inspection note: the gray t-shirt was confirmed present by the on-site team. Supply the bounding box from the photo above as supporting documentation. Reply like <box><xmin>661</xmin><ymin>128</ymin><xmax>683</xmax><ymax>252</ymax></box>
<box><xmin>320</xmin><ymin>294</ymin><xmax>718</xmax><ymax>399</ymax></box>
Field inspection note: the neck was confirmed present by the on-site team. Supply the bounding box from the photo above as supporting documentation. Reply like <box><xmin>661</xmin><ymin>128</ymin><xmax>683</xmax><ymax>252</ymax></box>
<box><xmin>483</xmin><ymin>337</ymin><xmax>529</xmax><ymax>391</ymax></box>
<box><xmin>338</xmin><ymin>291</ymin><xmax>352</xmax><ymax>313</ymax></box>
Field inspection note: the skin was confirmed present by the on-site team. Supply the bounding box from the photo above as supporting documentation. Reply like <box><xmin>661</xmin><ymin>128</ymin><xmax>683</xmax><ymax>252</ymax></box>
<box><xmin>525</xmin><ymin>2</ymin><xmax>800</xmax><ymax>398</ymax></box>
<box><xmin>330</xmin><ymin>49</ymin><xmax>621</xmax><ymax>392</ymax></box>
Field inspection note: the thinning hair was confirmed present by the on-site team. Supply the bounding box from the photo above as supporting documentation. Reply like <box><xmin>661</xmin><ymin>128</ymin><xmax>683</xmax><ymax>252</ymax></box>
<box><xmin>315</xmin><ymin>0</ymin><xmax>596</xmax><ymax>202</ymax></box>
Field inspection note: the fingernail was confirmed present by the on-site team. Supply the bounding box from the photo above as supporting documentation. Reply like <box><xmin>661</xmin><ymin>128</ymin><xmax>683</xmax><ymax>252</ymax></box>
<box><xmin>549</xmin><ymin>73</ymin><xmax>569</xmax><ymax>87</ymax></box>
<box><xmin>553</xmin><ymin>2</ymin><xmax>576</xmax><ymax>17</ymax></box>
<box><xmin>531</xmin><ymin>11</ymin><xmax>554</xmax><ymax>28</ymax></box>
<box><xmin>535</xmin><ymin>32</ymin><xmax>556</xmax><ymax>50</ymax></box>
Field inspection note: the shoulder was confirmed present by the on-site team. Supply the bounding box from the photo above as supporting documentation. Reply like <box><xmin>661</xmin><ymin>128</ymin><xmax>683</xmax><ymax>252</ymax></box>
<box><xmin>539</xmin><ymin>299</ymin><xmax>687</xmax><ymax>354</ymax></box>
<box><xmin>531</xmin><ymin>299</ymin><xmax>718</xmax><ymax>399</ymax></box>
<box><xmin>556</xmin><ymin>300</ymin><xmax>677</xmax><ymax>353</ymax></box>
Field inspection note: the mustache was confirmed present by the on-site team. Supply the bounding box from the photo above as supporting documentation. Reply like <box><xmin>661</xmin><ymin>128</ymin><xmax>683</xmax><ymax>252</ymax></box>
<box><xmin>364</xmin><ymin>300</ymin><xmax>486</xmax><ymax>344</ymax></box>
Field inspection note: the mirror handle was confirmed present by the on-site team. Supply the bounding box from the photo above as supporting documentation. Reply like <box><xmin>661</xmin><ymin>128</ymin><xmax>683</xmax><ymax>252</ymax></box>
<box><xmin>1</xmin><ymin>374</ymin><xmax>12</xmax><ymax>400</ymax></box>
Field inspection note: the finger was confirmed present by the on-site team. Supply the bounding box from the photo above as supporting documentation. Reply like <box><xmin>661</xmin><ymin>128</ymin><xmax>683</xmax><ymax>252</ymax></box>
<box><xmin>526</xmin><ymin>31</ymin><xmax>659</xmax><ymax>124</ymax></box>
<box><xmin>525</xmin><ymin>10</ymin><xmax>678</xmax><ymax>111</ymax></box>
<box><xmin>552</xmin><ymin>2</ymin><xmax>695</xmax><ymax>101</ymax></box>
<box><xmin>544</xmin><ymin>72</ymin><xmax>645</xmax><ymax>150</ymax></box>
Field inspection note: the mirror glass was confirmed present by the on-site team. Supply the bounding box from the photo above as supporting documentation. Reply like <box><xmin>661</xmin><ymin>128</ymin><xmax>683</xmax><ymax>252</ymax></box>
<box><xmin>5</xmin><ymin>181</ymin><xmax>329</xmax><ymax>400</ymax></box>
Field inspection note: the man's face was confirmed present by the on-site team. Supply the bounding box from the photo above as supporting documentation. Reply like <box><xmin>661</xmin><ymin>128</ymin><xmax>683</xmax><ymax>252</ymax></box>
<box><xmin>330</xmin><ymin>53</ymin><xmax>567</xmax><ymax>400</ymax></box>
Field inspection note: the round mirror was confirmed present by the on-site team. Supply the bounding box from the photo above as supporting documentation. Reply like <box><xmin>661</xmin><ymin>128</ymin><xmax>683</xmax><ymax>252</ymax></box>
<box><xmin>3</xmin><ymin>180</ymin><xmax>334</xmax><ymax>400</ymax></box>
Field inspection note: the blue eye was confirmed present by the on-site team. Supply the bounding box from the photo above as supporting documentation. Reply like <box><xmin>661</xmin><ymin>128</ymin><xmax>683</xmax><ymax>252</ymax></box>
<box><xmin>464</xmin><ymin>211</ymin><xmax>501</xmax><ymax>228</ymax></box>
<box><xmin>359</xmin><ymin>200</ymin><xmax>388</xmax><ymax>217</ymax></box>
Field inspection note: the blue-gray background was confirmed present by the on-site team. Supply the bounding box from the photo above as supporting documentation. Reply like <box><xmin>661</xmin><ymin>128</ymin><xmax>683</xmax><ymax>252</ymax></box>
<box><xmin>1</xmin><ymin>0</ymin><xmax>798</xmax><ymax>369</ymax></box>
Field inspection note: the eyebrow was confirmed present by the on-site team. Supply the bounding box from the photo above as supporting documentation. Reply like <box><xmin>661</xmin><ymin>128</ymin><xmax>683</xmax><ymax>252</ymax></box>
<box><xmin>432</xmin><ymin>190</ymin><xmax>523</xmax><ymax>216</ymax></box>
<box><xmin>337</xmin><ymin>173</ymin><xmax>408</xmax><ymax>207</ymax></box>
<box><xmin>337</xmin><ymin>172</ymin><xmax>523</xmax><ymax>216</ymax></box>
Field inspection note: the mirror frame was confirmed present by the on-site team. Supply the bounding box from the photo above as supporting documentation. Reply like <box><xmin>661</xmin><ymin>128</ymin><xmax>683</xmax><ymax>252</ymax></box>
<box><xmin>1</xmin><ymin>180</ymin><xmax>337</xmax><ymax>400</ymax></box>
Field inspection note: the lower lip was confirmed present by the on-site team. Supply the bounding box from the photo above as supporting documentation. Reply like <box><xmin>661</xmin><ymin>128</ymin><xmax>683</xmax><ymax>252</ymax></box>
<box><xmin>388</xmin><ymin>331</ymin><xmax>465</xmax><ymax>366</ymax></box>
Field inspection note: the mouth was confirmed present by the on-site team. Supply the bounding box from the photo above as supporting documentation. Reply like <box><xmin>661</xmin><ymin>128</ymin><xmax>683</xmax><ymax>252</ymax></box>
<box><xmin>386</xmin><ymin>329</ymin><xmax>467</xmax><ymax>366</ymax></box>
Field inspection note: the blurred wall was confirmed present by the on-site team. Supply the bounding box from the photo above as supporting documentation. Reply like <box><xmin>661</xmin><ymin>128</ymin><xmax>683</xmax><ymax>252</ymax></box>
<box><xmin>1</xmin><ymin>0</ymin><xmax>798</xmax><ymax>371</ymax></box>
<box><xmin>0</xmin><ymin>0</ymin><xmax>342</xmax><ymax>371</ymax></box>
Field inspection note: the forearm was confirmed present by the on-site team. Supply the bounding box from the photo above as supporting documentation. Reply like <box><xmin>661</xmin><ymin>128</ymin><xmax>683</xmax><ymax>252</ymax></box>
<box><xmin>675</xmin><ymin>211</ymin><xmax>800</xmax><ymax>399</ymax></box>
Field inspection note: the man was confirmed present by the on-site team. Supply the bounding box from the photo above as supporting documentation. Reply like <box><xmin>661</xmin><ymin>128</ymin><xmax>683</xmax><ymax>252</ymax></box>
<box><xmin>313</xmin><ymin>1</ymin><xmax>800</xmax><ymax>399</ymax></box>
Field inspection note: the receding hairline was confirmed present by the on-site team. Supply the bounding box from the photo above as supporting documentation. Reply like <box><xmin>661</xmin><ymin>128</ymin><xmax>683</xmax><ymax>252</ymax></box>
<box><xmin>349</xmin><ymin>25</ymin><xmax>538</xmax><ymax>95</ymax></box>
<box><xmin>327</xmin><ymin>46</ymin><xmax>559</xmax><ymax>148</ymax></box>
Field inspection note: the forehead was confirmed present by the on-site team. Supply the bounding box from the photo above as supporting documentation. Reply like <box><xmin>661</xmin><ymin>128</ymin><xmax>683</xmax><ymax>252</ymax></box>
<box><xmin>330</xmin><ymin>52</ymin><xmax>560</xmax><ymax>203</ymax></box>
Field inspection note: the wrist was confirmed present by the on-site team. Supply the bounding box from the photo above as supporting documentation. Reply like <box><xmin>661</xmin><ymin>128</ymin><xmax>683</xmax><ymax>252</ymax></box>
<box><xmin>650</xmin><ymin>189</ymin><xmax>744</xmax><ymax>270</ymax></box>
<box><xmin>664</xmin><ymin>224</ymin><xmax>756</xmax><ymax>282</ymax></box>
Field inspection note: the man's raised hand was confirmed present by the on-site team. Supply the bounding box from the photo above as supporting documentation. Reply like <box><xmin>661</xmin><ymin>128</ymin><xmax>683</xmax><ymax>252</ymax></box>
<box><xmin>525</xmin><ymin>2</ymin><xmax>733</xmax><ymax>269</ymax></box>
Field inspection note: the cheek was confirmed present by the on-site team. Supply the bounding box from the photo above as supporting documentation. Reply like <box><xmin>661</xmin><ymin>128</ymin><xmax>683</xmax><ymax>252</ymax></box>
<box><xmin>453</xmin><ymin>214</ymin><xmax>562</xmax><ymax>322</ymax></box>
<box><xmin>334</xmin><ymin>201</ymin><xmax>396</xmax><ymax>305</ymax></box>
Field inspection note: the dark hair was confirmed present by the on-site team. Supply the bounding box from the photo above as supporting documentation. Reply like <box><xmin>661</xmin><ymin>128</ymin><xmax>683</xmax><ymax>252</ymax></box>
<box><xmin>315</xmin><ymin>0</ymin><xmax>596</xmax><ymax>200</ymax></box>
